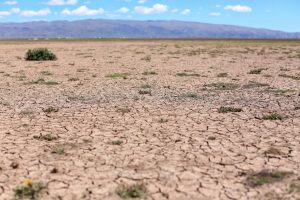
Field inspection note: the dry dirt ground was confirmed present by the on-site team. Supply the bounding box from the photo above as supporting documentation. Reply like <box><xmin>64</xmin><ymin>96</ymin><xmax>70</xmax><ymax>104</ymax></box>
<box><xmin>0</xmin><ymin>40</ymin><xmax>300</xmax><ymax>200</ymax></box>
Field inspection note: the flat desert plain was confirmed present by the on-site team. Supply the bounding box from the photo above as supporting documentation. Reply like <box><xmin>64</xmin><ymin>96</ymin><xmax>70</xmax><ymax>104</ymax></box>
<box><xmin>0</xmin><ymin>40</ymin><xmax>300</xmax><ymax>200</ymax></box>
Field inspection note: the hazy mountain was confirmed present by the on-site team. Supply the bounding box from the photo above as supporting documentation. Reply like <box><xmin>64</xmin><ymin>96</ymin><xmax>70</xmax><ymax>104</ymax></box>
<box><xmin>0</xmin><ymin>19</ymin><xmax>299</xmax><ymax>39</ymax></box>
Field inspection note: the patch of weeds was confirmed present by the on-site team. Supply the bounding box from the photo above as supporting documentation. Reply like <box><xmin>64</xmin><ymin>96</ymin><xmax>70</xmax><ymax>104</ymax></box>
<box><xmin>138</xmin><ymin>89</ymin><xmax>151</xmax><ymax>95</ymax></box>
<box><xmin>106</xmin><ymin>72</ymin><xmax>129</xmax><ymax>79</ymax></box>
<box><xmin>67</xmin><ymin>96</ymin><xmax>85</xmax><ymax>101</ymax></box>
<box><xmin>116</xmin><ymin>184</ymin><xmax>146</xmax><ymax>199</ymax></box>
<box><xmin>29</xmin><ymin>78</ymin><xmax>59</xmax><ymax>85</ymax></box>
<box><xmin>17</xmin><ymin>75</ymin><xmax>27</xmax><ymax>81</ymax></box>
<box><xmin>248</xmin><ymin>68</ymin><xmax>266</xmax><ymax>74</ymax></box>
<box><xmin>142</xmin><ymin>71</ymin><xmax>157</xmax><ymax>75</ymax></box>
<box><xmin>158</xmin><ymin>118</ymin><xmax>168</xmax><ymax>123</ymax></box>
<box><xmin>77</xmin><ymin>68</ymin><xmax>87</xmax><ymax>73</ymax></box>
<box><xmin>280</xmin><ymin>68</ymin><xmax>290</xmax><ymax>72</ymax></box>
<box><xmin>40</xmin><ymin>71</ymin><xmax>53</xmax><ymax>76</ymax></box>
<box><xmin>217</xmin><ymin>73</ymin><xmax>228</xmax><ymax>77</ymax></box>
<box><xmin>33</xmin><ymin>133</ymin><xmax>57</xmax><ymax>142</ymax></box>
<box><xmin>110</xmin><ymin>140</ymin><xmax>123</xmax><ymax>145</ymax></box>
<box><xmin>43</xmin><ymin>107</ymin><xmax>59</xmax><ymax>113</ymax></box>
<box><xmin>68</xmin><ymin>77</ymin><xmax>79</xmax><ymax>81</ymax></box>
<box><xmin>185</xmin><ymin>92</ymin><xmax>198</xmax><ymax>98</ymax></box>
<box><xmin>141</xmin><ymin>55</ymin><xmax>151</xmax><ymax>62</ymax></box>
<box><xmin>289</xmin><ymin>181</ymin><xmax>300</xmax><ymax>193</ymax></box>
<box><xmin>20</xmin><ymin>110</ymin><xmax>34</xmax><ymax>116</ymax></box>
<box><xmin>176</xmin><ymin>72</ymin><xmax>200</xmax><ymax>77</ymax></box>
<box><xmin>262</xmin><ymin>113</ymin><xmax>284</xmax><ymax>120</ymax></box>
<box><xmin>140</xmin><ymin>84</ymin><xmax>151</xmax><ymax>89</ymax></box>
<box><xmin>279</xmin><ymin>74</ymin><xmax>300</xmax><ymax>80</ymax></box>
<box><xmin>13</xmin><ymin>179</ymin><xmax>44</xmax><ymax>200</ymax></box>
<box><xmin>246</xmin><ymin>170</ymin><xmax>292</xmax><ymax>187</ymax></box>
<box><xmin>204</xmin><ymin>82</ymin><xmax>239</xmax><ymax>90</ymax></box>
<box><xmin>218</xmin><ymin>106</ymin><xmax>242</xmax><ymax>113</ymax></box>
<box><xmin>116</xmin><ymin>108</ymin><xmax>131</xmax><ymax>114</ymax></box>
<box><xmin>267</xmin><ymin>89</ymin><xmax>296</xmax><ymax>96</ymax></box>
<box><xmin>25</xmin><ymin>48</ymin><xmax>57</xmax><ymax>61</ymax></box>
<box><xmin>243</xmin><ymin>81</ymin><xmax>269</xmax><ymax>89</ymax></box>
<box><xmin>51</xmin><ymin>145</ymin><xmax>65</xmax><ymax>155</ymax></box>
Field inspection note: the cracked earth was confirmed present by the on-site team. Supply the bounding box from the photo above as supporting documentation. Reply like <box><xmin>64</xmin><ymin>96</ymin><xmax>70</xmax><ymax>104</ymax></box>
<box><xmin>0</xmin><ymin>40</ymin><xmax>300</xmax><ymax>200</ymax></box>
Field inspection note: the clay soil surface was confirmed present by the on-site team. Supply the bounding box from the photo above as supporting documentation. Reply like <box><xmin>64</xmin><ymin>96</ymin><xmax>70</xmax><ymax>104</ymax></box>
<box><xmin>0</xmin><ymin>40</ymin><xmax>300</xmax><ymax>200</ymax></box>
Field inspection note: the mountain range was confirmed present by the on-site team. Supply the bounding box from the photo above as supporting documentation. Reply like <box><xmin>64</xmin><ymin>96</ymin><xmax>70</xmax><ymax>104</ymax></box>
<box><xmin>0</xmin><ymin>19</ymin><xmax>299</xmax><ymax>39</ymax></box>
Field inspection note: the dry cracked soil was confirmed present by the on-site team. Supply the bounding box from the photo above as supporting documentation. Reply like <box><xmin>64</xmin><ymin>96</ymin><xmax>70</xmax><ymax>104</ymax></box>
<box><xmin>0</xmin><ymin>40</ymin><xmax>300</xmax><ymax>200</ymax></box>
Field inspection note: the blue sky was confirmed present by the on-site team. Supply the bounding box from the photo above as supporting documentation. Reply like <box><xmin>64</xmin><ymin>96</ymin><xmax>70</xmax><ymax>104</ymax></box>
<box><xmin>0</xmin><ymin>0</ymin><xmax>299</xmax><ymax>32</ymax></box>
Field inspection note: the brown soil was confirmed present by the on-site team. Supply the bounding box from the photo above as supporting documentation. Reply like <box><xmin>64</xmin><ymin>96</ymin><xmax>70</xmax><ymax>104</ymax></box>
<box><xmin>0</xmin><ymin>40</ymin><xmax>299</xmax><ymax>200</ymax></box>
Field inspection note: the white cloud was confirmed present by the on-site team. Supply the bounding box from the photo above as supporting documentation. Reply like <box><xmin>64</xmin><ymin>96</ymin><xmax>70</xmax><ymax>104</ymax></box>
<box><xmin>62</xmin><ymin>6</ymin><xmax>104</xmax><ymax>16</ymax></box>
<box><xmin>181</xmin><ymin>9</ymin><xmax>190</xmax><ymax>15</ymax></box>
<box><xmin>5</xmin><ymin>1</ymin><xmax>17</xmax><ymax>5</ymax></box>
<box><xmin>47</xmin><ymin>0</ymin><xmax>77</xmax><ymax>6</ymax></box>
<box><xmin>135</xmin><ymin>4</ymin><xmax>167</xmax><ymax>14</ymax></box>
<box><xmin>20</xmin><ymin>8</ymin><xmax>51</xmax><ymax>17</ymax></box>
<box><xmin>0</xmin><ymin>11</ymin><xmax>11</xmax><ymax>16</ymax></box>
<box><xmin>224</xmin><ymin>5</ymin><xmax>252</xmax><ymax>13</ymax></box>
<box><xmin>209</xmin><ymin>12</ymin><xmax>221</xmax><ymax>16</ymax></box>
<box><xmin>10</xmin><ymin>8</ymin><xmax>20</xmax><ymax>14</ymax></box>
<box><xmin>138</xmin><ymin>0</ymin><xmax>146</xmax><ymax>4</ymax></box>
<box><xmin>116</xmin><ymin>7</ymin><xmax>129</xmax><ymax>14</ymax></box>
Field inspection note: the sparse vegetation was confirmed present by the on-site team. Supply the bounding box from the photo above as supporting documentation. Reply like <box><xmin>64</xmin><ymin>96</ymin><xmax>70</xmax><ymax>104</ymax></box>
<box><xmin>142</xmin><ymin>71</ymin><xmax>157</xmax><ymax>75</ymax></box>
<box><xmin>141</xmin><ymin>55</ymin><xmax>151</xmax><ymax>62</ymax></box>
<box><xmin>106</xmin><ymin>72</ymin><xmax>129</xmax><ymax>79</ymax></box>
<box><xmin>262</xmin><ymin>113</ymin><xmax>284</xmax><ymax>120</ymax></box>
<box><xmin>116</xmin><ymin>108</ymin><xmax>131</xmax><ymax>114</ymax></box>
<box><xmin>25</xmin><ymin>48</ymin><xmax>57</xmax><ymax>61</ymax></box>
<box><xmin>204</xmin><ymin>82</ymin><xmax>239</xmax><ymax>90</ymax></box>
<box><xmin>176</xmin><ymin>72</ymin><xmax>200</xmax><ymax>77</ymax></box>
<box><xmin>246</xmin><ymin>170</ymin><xmax>291</xmax><ymax>187</ymax></box>
<box><xmin>43</xmin><ymin>107</ymin><xmax>59</xmax><ymax>113</ymax></box>
<box><xmin>116</xmin><ymin>184</ymin><xmax>146</xmax><ymax>199</ymax></box>
<box><xmin>33</xmin><ymin>133</ymin><xmax>57</xmax><ymax>141</ymax></box>
<box><xmin>68</xmin><ymin>77</ymin><xmax>79</xmax><ymax>81</ymax></box>
<box><xmin>40</xmin><ymin>71</ymin><xmax>53</xmax><ymax>76</ymax></box>
<box><xmin>110</xmin><ymin>140</ymin><xmax>123</xmax><ymax>145</ymax></box>
<box><xmin>14</xmin><ymin>179</ymin><xmax>44</xmax><ymax>200</ymax></box>
<box><xmin>218</xmin><ymin>106</ymin><xmax>242</xmax><ymax>113</ymax></box>
<box><xmin>267</xmin><ymin>89</ymin><xmax>296</xmax><ymax>96</ymax></box>
<box><xmin>29</xmin><ymin>78</ymin><xmax>59</xmax><ymax>85</ymax></box>
<box><xmin>159</xmin><ymin>118</ymin><xmax>168</xmax><ymax>123</ymax></box>
<box><xmin>243</xmin><ymin>81</ymin><xmax>269</xmax><ymax>89</ymax></box>
<box><xmin>51</xmin><ymin>145</ymin><xmax>65</xmax><ymax>155</ymax></box>
<box><xmin>248</xmin><ymin>68</ymin><xmax>266</xmax><ymax>74</ymax></box>
<box><xmin>138</xmin><ymin>89</ymin><xmax>151</xmax><ymax>95</ymax></box>
<box><xmin>217</xmin><ymin>73</ymin><xmax>228</xmax><ymax>77</ymax></box>
<box><xmin>140</xmin><ymin>84</ymin><xmax>151</xmax><ymax>89</ymax></box>
<box><xmin>279</xmin><ymin>74</ymin><xmax>300</xmax><ymax>80</ymax></box>
<box><xmin>185</xmin><ymin>92</ymin><xmax>198</xmax><ymax>98</ymax></box>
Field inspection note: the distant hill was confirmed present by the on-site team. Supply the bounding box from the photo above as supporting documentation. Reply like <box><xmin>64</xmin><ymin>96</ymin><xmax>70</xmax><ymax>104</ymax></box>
<box><xmin>0</xmin><ymin>19</ymin><xmax>299</xmax><ymax>39</ymax></box>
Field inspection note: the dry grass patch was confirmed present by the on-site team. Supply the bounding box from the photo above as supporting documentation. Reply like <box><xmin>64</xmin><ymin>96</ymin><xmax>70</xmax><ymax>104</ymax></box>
<box><xmin>218</xmin><ymin>106</ymin><xmax>242</xmax><ymax>113</ymax></box>
<box><xmin>116</xmin><ymin>184</ymin><xmax>147</xmax><ymax>199</ymax></box>
<box><xmin>246</xmin><ymin>170</ymin><xmax>292</xmax><ymax>187</ymax></box>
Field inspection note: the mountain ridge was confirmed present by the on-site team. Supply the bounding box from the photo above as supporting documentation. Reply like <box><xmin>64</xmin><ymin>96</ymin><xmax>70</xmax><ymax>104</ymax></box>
<box><xmin>0</xmin><ymin>19</ymin><xmax>299</xmax><ymax>39</ymax></box>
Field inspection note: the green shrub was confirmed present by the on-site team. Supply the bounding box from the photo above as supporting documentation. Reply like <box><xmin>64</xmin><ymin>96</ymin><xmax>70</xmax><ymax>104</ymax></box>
<box><xmin>25</xmin><ymin>48</ymin><xmax>57</xmax><ymax>61</ymax></box>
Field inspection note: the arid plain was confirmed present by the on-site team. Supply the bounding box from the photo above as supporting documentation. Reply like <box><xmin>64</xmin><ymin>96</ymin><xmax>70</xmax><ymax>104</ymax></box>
<box><xmin>0</xmin><ymin>40</ymin><xmax>300</xmax><ymax>200</ymax></box>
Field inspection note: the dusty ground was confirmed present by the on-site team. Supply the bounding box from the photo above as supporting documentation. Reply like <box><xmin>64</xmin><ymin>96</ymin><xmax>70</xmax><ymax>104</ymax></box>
<box><xmin>0</xmin><ymin>40</ymin><xmax>300</xmax><ymax>200</ymax></box>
